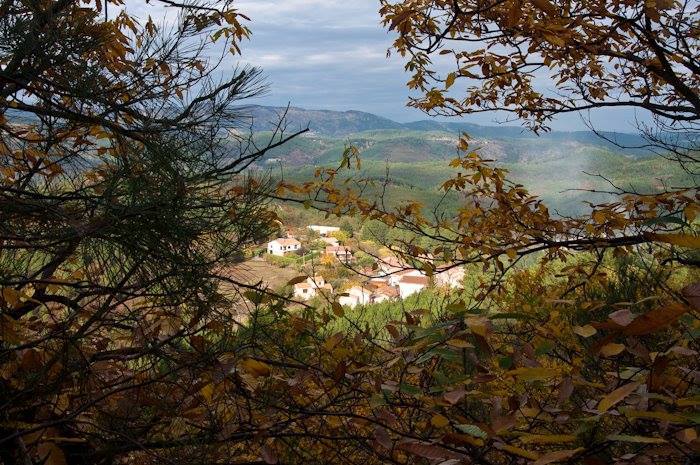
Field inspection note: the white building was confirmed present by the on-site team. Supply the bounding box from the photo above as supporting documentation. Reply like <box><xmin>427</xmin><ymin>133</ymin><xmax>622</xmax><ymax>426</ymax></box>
<box><xmin>267</xmin><ymin>238</ymin><xmax>301</xmax><ymax>256</ymax></box>
<box><xmin>388</xmin><ymin>268</ymin><xmax>424</xmax><ymax>287</ymax></box>
<box><xmin>398</xmin><ymin>275</ymin><xmax>430</xmax><ymax>299</ymax></box>
<box><xmin>338</xmin><ymin>286</ymin><xmax>373</xmax><ymax>308</ymax></box>
<box><xmin>308</xmin><ymin>225</ymin><xmax>340</xmax><ymax>237</ymax></box>
<box><xmin>338</xmin><ymin>283</ymin><xmax>399</xmax><ymax>308</ymax></box>
<box><xmin>294</xmin><ymin>276</ymin><xmax>333</xmax><ymax>301</ymax></box>
<box><xmin>435</xmin><ymin>266</ymin><xmax>465</xmax><ymax>289</ymax></box>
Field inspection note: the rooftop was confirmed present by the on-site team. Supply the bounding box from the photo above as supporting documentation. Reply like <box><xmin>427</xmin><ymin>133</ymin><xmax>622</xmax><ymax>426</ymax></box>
<box><xmin>271</xmin><ymin>238</ymin><xmax>301</xmax><ymax>246</ymax></box>
<box><xmin>399</xmin><ymin>275</ymin><xmax>429</xmax><ymax>286</ymax></box>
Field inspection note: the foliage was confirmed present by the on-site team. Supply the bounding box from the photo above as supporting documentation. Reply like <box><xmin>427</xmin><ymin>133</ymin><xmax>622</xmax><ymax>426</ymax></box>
<box><xmin>379</xmin><ymin>0</ymin><xmax>699</xmax><ymax>169</ymax></box>
<box><xmin>0</xmin><ymin>1</ymin><xmax>305</xmax><ymax>464</ymax></box>
<box><xmin>1</xmin><ymin>1</ymin><xmax>699</xmax><ymax>465</ymax></box>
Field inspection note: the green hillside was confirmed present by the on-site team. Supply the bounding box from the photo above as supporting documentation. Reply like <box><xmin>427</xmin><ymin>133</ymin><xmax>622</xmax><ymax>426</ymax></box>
<box><xmin>273</xmin><ymin>148</ymin><xmax>695</xmax><ymax>217</ymax></box>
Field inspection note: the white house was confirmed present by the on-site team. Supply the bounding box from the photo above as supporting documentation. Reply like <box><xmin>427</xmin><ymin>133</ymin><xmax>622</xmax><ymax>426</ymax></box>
<box><xmin>338</xmin><ymin>282</ymin><xmax>399</xmax><ymax>308</ymax></box>
<box><xmin>435</xmin><ymin>266</ymin><xmax>465</xmax><ymax>289</ymax></box>
<box><xmin>338</xmin><ymin>286</ymin><xmax>373</xmax><ymax>308</ymax></box>
<box><xmin>388</xmin><ymin>268</ymin><xmax>424</xmax><ymax>287</ymax></box>
<box><xmin>294</xmin><ymin>276</ymin><xmax>333</xmax><ymax>301</ymax></box>
<box><xmin>267</xmin><ymin>238</ymin><xmax>301</xmax><ymax>256</ymax></box>
<box><xmin>398</xmin><ymin>275</ymin><xmax>430</xmax><ymax>299</ymax></box>
<box><xmin>308</xmin><ymin>225</ymin><xmax>340</xmax><ymax>237</ymax></box>
<box><xmin>369</xmin><ymin>283</ymin><xmax>399</xmax><ymax>303</ymax></box>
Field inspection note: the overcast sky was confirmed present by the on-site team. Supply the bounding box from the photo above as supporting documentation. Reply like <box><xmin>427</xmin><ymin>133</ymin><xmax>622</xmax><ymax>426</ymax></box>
<box><xmin>139</xmin><ymin>0</ymin><xmax>649</xmax><ymax>132</ymax></box>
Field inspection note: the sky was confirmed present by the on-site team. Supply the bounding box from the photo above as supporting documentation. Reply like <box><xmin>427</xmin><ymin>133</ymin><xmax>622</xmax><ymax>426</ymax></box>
<box><xmin>134</xmin><ymin>0</ymin><xmax>649</xmax><ymax>133</ymax></box>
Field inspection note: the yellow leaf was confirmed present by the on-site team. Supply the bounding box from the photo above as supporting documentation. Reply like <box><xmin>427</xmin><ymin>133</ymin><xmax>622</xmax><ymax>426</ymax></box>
<box><xmin>430</xmin><ymin>414</ymin><xmax>449</xmax><ymax>428</ymax></box>
<box><xmin>507</xmin><ymin>367</ymin><xmax>560</xmax><ymax>381</ymax></box>
<box><xmin>573</xmin><ymin>325</ymin><xmax>597</xmax><ymax>338</ymax></box>
<box><xmin>445</xmin><ymin>72</ymin><xmax>456</xmax><ymax>89</ymax></box>
<box><xmin>598</xmin><ymin>381</ymin><xmax>641</xmax><ymax>413</ymax></box>
<box><xmin>446</xmin><ymin>338</ymin><xmax>473</xmax><ymax>348</ymax></box>
<box><xmin>466</xmin><ymin>316</ymin><xmax>490</xmax><ymax>337</ymax></box>
<box><xmin>599</xmin><ymin>343</ymin><xmax>625</xmax><ymax>357</ymax></box>
<box><xmin>240</xmin><ymin>358</ymin><xmax>271</xmax><ymax>378</ymax></box>
<box><xmin>592</xmin><ymin>210</ymin><xmax>607</xmax><ymax>224</ymax></box>
<box><xmin>647</xmin><ymin>233</ymin><xmax>700</xmax><ymax>249</ymax></box>
<box><xmin>200</xmin><ymin>383</ymin><xmax>214</xmax><ymax>402</ymax></box>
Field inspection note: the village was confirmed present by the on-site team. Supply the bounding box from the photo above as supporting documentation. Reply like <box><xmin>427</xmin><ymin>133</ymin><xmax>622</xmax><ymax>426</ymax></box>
<box><xmin>259</xmin><ymin>224</ymin><xmax>466</xmax><ymax>308</ymax></box>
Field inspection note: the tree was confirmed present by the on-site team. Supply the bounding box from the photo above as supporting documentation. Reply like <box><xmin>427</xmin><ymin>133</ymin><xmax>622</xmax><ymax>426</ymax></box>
<box><xmin>379</xmin><ymin>0</ymin><xmax>699</xmax><ymax>170</ymax></box>
<box><xmin>269</xmin><ymin>2</ymin><xmax>700</xmax><ymax>464</ymax></box>
<box><xmin>0</xmin><ymin>1</ymin><xmax>305</xmax><ymax>463</ymax></box>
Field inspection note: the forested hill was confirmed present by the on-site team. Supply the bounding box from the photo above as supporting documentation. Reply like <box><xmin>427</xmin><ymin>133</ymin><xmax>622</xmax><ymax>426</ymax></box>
<box><xmin>242</xmin><ymin>104</ymin><xmax>649</xmax><ymax>155</ymax></box>
<box><xmin>244</xmin><ymin>106</ymin><xmax>696</xmax><ymax>217</ymax></box>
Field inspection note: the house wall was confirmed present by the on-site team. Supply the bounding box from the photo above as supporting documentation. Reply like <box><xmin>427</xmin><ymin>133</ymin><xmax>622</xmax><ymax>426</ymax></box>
<box><xmin>398</xmin><ymin>282</ymin><xmax>425</xmax><ymax>299</ymax></box>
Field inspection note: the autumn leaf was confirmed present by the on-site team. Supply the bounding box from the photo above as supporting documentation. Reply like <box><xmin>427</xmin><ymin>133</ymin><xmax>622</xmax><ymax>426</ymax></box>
<box><xmin>622</xmin><ymin>302</ymin><xmax>689</xmax><ymax>336</ymax></box>
<box><xmin>599</xmin><ymin>343</ymin><xmax>625</xmax><ymax>357</ymax></box>
<box><xmin>507</xmin><ymin>367</ymin><xmax>560</xmax><ymax>381</ymax></box>
<box><xmin>646</xmin><ymin>233</ymin><xmax>700</xmax><ymax>249</ymax></box>
<box><xmin>240</xmin><ymin>358</ymin><xmax>272</xmax><ymax>378</ymax></box>
<box><xmin>573</xmin><ymin>325</ymin><xmax>597</xmax><ymax>337</ymax></box>
<box><xmin>443</xmin><ymin>388</ymin><xmax>466</xmax><ymax>405</ymax></box>
<box><xmin>598</xmin><ymin>381</ymin><xmax>641</xmax><ymax>412</ymax></box>
<box><xmin>431</xmin><ymin>414</ymin><xmax>449</xmax><ymax>428</ymax></box>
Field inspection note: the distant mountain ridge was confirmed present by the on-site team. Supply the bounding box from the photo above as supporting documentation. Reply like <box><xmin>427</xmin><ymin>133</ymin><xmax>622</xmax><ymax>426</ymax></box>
<box><xmin>242</xmin><ymin>104</ymin><xmax>649</xmax><ymax>153</ymax></box>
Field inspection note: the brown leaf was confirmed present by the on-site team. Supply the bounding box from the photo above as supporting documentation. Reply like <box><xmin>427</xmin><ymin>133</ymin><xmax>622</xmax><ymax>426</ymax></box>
<box><xmin>373</xmin><ymin>426</ymin><xmax>392</xmax><ymax>450</ymax></box>
<box><xmin>622</xmin><ymin>303</ymin><xmax>689</xmax><ymax>336</ymax></box>
<box><xmin>557</xmin><ymin>377</ymin><xmax>574</xmax><ymax>406</ymax></box>
<box><xmin>573</xmin><ymin>325</ymin><xmax>597</xmax><ymax>337</ymax></box>
<box><xmin>599</xmin><ymin>343</ymin><xmax>625</xmax><ymax>357</ymax></box>
<box><xmin>598</xmin><ymin>381</ymin><xmax>641</xmax><ymax>412</ymax></box>
<box><xmin>681</xmin><ymin>282</ymin><xmax>700</xmax><ymax>310</ymax></box>
<box><xmin>443</xmin><ymin>388</ymin><xmax>466</xmax><ymax>405</ymax></box>
<box><xmin>609</xmin><ymin>309</ymin><xmax>634</xmax><ymax>326</ymax></box>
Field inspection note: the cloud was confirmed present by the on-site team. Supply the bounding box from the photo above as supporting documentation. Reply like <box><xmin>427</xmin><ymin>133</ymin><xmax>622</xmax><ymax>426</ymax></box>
<box><xmin>119</xmin><ymin>0</ymin><xmax>645</xmax><ymax>131</ymax></box>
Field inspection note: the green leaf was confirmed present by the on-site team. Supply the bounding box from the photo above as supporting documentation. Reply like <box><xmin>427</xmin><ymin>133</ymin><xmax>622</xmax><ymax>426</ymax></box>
<box><xmin>399</xmin><ymin>383</ymin><xmax>421</xmax><ymax>396</ymax></box>
<box><xmin>455</xmin><ymin>424</ymin><xmax>488</xmax><ymax>438</ymax></box>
